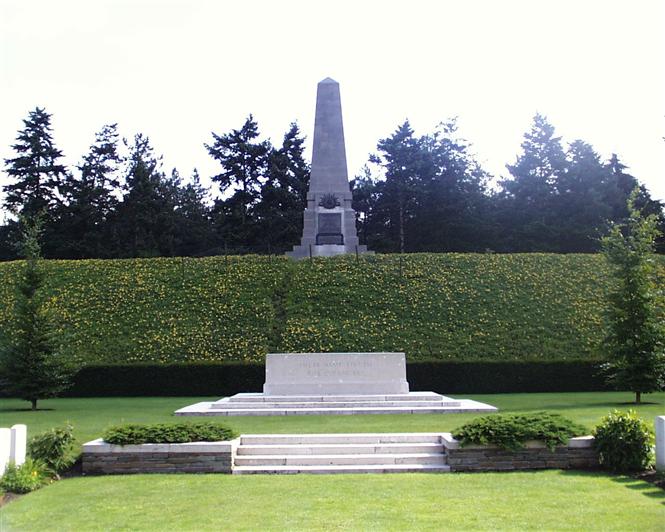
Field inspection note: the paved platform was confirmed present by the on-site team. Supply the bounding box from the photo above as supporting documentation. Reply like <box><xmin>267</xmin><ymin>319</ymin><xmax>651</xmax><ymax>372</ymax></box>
<box><xmin>175</xmin><ymin>392</ymin><xmax>497</xmax><ymax>416</ymax></box>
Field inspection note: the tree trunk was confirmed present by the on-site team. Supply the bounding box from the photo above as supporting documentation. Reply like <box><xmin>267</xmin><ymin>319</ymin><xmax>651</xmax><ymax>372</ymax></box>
<box><xmin>31</xmin><ymin>398</ymin><xmax>37</xmax><ymax>410</ymax></box>
<box><xmin>635</xmin><ymin>391</ymin><xmax>641</xmax><ymax>404</ymax></box>
<box><xmin>398</xmin><ymin>200</ymin><xmax>405</xmax><ymax>254</ymax></box>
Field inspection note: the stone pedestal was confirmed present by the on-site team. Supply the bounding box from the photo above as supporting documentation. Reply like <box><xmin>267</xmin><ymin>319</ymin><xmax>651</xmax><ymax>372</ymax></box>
<box><xmin>175</xmin><ymin>351</ymin><xmax>498</xmax><ymax>416</ymax></box>
<box><xmin>263</xmin><ymin>352</ymin><xmax>409</xmax><ymax>395</ymax></box>
<box><xmin>288</xmin><ymin>78</ymin><xmax>372</xmax><ymax>258</ymax></box>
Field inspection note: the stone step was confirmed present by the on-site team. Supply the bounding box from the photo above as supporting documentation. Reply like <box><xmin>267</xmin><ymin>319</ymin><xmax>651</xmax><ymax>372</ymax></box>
<box><xmin>174</xmin><ymin>399</ymin><xmax>498</xmax><ymax>417</ymax></box>
<box><xmin>213</xmin><ymin>400</ymin><xmax>456</xmax><ymax>409</ymax></box>
<box><xmin>226</xmin><ymin>392</ymin><xmax>448</xmax><ymax>403</ymax></box>
<box><xmin>234</xmin><ymin>453</ymin><xmax>446</xmax><ymax>467</ymax></box>
<box><xmin>236</xmin><ymin>443</ymin><xmax>444</xmax><ymax>455</ymax></box>
<box><xmin>203</xmin><ymin>406</ymin><xmax>474</xmax><ymax>416</ymax></box>
<box><xmin>232</xmin><ymin>464</ymin><xmax>451</xmax><ymax>475</ymax></box>
<box><xmin>239</xmin><ymin>433</ymin><xmax>443</xmax><ymax>445</ymax></box>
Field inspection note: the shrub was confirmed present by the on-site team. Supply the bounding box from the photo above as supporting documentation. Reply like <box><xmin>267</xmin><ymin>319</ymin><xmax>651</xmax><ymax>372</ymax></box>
<box><xmin>452</xmin><ymin>412</ymin><xmax>588</xmax><ymax>450</ymax></box>
<box><xmin>0</xmin><ymin>459</ymin><xmax>47</xmax><ymax>494</ymax></box>
<box><xmin>29</xmin><ymin>424</ymin><xmax>77</xmax><ymax>479</ymax></box>
<box><xmin>102</xmin><ymin>422</ymin><xmax>237</xmax><ymax>445</ymax></box>
<box><xmin>593</xmin><ymin>410</ymin><xmax>654</xmax><ymax>472</ymax></box>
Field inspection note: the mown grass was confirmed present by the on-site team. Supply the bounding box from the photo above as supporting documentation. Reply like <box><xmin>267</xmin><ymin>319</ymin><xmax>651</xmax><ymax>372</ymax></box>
<box><xmin>1</xmin><ymin>391</ymin><xmax>663</xmax><ymax>446</ymax></box>
<box><xmin>3</xmin><ymin>253</ymin><xmax>661</xmax><ymax>365</ymax></box>
<box><xmin>2</xmin><ymin>392</ymin><xmax>664</xmax><ymax>531</ymax></box>
<box><xmin>2</xmin><ymin>470</ymin><xmax>664</xmax><ymax>531</ymax></box>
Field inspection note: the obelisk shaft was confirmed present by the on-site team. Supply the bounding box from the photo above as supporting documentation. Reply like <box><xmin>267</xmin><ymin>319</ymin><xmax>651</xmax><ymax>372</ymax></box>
<box><xmin>309</xmin><ymin>78</ymin><xmax>351</xmax><ymax>196</ymax></box>
<box><xmin>287</xmin><ymin>78</ymin><xmax>371</xmax><ymax>258</ymax></box>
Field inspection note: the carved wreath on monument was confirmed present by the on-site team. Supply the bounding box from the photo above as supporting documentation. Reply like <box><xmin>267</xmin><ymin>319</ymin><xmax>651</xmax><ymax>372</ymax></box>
<box><xmin>319</xmin><ymin>193</ymin><xmax>340</xmax><ymax>209</ymax></box>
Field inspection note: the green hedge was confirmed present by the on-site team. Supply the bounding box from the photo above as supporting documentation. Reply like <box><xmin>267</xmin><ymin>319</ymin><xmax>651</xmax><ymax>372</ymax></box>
<box><xmin>62</xmin><ymin>359</ymin><xmax>609</xmax><ymax>397</ymax></box>
<box><xmin>102</xmin><ymin>422</ymin><xmax>237</xmax><ymax>445</ymax></box>
<box><xmin>452</xmin><ymin>412</ymin><xmax>587</xmax><ymax>450</ymax></box>
<box><xmin>0</xmin><ymin>254</ymin><xmax>661</xmax><ymax>366</ymax></box>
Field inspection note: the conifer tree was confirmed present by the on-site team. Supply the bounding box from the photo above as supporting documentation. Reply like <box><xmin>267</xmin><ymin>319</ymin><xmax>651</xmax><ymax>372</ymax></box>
<box><xmin>257</xmin><ymin>123</ymin><xmax>310</xmax><ymax>252</ymax></box>
<box><xmin>414</xmin><ymin>119</ymin><xmax>490</xmax><ymax>252</ymax></box>
<box><xmin>205</xmin><ymin>115</ymin><xmax>271</xmax><ymax>249</ymax></box>
<box><xmin>601</xmin><ymin>190</ymin><xmax>665</xmax><ymax>403</ymax></box>
<box><xmin>0</xmin><ymin>217</ymin><xmax>74</xmax><ymax>410</ymax></box>
<box><xmin>53</xmin><ymin>124</ymin><xmax>123</xmax><ymax>258</ymax></box>
<box><xmin>553</xmin><ymin>140</ymin><xmax>612</xmax><ymax>252</ymax></box>
<box><xmin>113</xmin><ymin>134</ymin><xmax>178</xmax><ymax>257</ymax></box>
<box><xmin>501</xmin><ymin>113</ymin><xmax>566</xmax><ymax>251</ymax></box>
<box><xmin>370</xmin><ymin>120</ymin><xmax>422</xmax><ymax>253</ymax></box>
<box><xmin>175</xmin><ymin>169</ymin><xmax>214</xmax><ymax>256</ymax></box>
<box><xmin>3</xmin><ymin>107</ymin><xmax>68</xmax><ymax>216</ymax></box>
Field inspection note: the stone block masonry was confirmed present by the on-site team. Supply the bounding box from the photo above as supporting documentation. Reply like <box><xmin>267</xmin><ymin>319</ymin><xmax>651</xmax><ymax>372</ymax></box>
<box><xmin>442</xmin><ymin>434</ymin><xmax>599</xmax><ymax>472</ymax></box>
<box><xmin>81</xmin><ymin>439</ymin><xmax>237</xmax><ymax>475</ymax></box>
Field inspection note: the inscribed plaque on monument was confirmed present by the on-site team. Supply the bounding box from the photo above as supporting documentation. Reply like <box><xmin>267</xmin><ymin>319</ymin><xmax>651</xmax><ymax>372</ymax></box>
<box><xmin>318</xmin><ymin>213</ymin><xmax>341</xmax><ymax>233</ymax></box>
<box><xmin>317</xmin><ymin>213</ymin><xmax>343</xmax><ymax>244</ymax></box>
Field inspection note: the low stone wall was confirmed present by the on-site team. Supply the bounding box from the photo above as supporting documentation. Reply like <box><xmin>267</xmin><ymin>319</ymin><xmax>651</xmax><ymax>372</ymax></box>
<box><xmin>441</xmin><ymin>434</ymin><xmax>599</xmax><ymax>472</ymax></box>
<box><xmin>82</xmin><ymin>439</ymin><xmax>238</xmax><ymax>475</ymax></box>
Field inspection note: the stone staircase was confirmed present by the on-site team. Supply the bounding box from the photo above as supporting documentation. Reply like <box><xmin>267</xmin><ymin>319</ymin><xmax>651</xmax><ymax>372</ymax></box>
<box><xmin>176</xmin><ymin>392</ymin><xmax>497</xmax><ymax>416</ymax></box>
<box><xmin>232</xmin><ymin>433</ymin><xmax>450</xmax><ymax>474</ymax></box>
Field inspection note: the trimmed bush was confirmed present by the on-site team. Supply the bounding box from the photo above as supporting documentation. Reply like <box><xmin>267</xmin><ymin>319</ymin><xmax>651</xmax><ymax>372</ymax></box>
<box><xmin>29</xmin><ymin>424</ymin><xmax>77</xmax><ymax>479</ymax></box>
<box><xmin>61</xmin><ymin>359</ymin><xmax>609</xmax><ymax>397</ymax></box>
<box><xmin>0</xmin><ymin>459</ymin><xmax>47</xmax><ymax>494</ymax></box>
<box><xmin>452</xmin><ymin>412</ymin><xmax>588</xmax><ymax>450</ymax></box>
<box><xmin>102</xmin><ymin>422</ymin><xmax>237</xmax><ymax>445</ymax></box>
<box><xmin>593</xmin><ymin>410</ymin><xmax>654</xmax><ymax>472</ymax></box>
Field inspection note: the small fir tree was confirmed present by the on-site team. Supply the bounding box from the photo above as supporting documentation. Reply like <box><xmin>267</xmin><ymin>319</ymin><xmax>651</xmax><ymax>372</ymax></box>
<box><xmin>601</xmin><ymin>189</ymin><xmax>665</xmax><ymax>403</ymax></box>
<box><xmin>0</xmin><ymin>217</ymin><xmax>74</xmax><ymax>410</ymax></box>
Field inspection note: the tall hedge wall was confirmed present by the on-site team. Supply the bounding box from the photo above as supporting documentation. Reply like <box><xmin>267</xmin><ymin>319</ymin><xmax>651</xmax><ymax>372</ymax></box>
<box><xmin>0</xmin><ymin>253</ymin><xmax>661</xmax><ymax>367</ymax></box>
<box><xmin>64</xmin><ymin>360</ymin><xmax>609</xmax><ymax>396</ymax></box>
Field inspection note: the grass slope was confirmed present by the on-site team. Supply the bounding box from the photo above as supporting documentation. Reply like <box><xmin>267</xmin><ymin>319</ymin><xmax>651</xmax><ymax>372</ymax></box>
<box><xmin>5</xmin><ymin>253</ymin><xmax>658</xmax><ymax>366</ymax></box>
<box><xmin>2</xmin><ymin>471</ymin><xmax>664</xmax><ymax>531</ymax></box>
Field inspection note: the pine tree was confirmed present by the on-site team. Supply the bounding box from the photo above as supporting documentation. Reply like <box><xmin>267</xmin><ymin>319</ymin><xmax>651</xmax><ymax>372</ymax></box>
<box><xmin>3</xmin><ymin>108</ymin><xmax>68</xmax><ymax>217</ymax></box>
<box><xmin>206</xmin><ymin>115</ymin><xmax>271</xmax><ymax>249</ymax></box>
<box><xmin>175</xmin><ymin>169</ymin><xmax>214</xmax><ymax>256</ymax></box>
<box><xmin>256</xmin><ymin>123</ymin><xmax>310</xmax><ymax>252</ymax></box>
<box><xmin>0</xmin><ymin>217</ymin><xmax>74</xmax><ymax>410</ymax></box>
<box><xmin>501</xmin><ymin>113</ymin><xmax>566</xmax><ymax>251</ymax></box>
<box><xmin>606</xmin><ymin>154</ymin><xmax>665</xmax><ymax>253</ymax></box>
<box><xmin>371</xmin><ymin>120</ymin><xmax>422</xmax><ymax>253</ymax></box>
<box><xmin>601</xmin><ymin>190</ymin><xmax>665</xmax><ymax>403</ymax></box>
<box><xmin>52</xmin><ymin>124</ymin><xmax>123</xmax><ymax>258</ymax></box>
<box><xmin>112</xmin><ymin>134</ymin><xmax>178</xmax><ymax>257</ymax></box>
<box><xmin>351</xmin><ymin>165</ymin><xmax>380</xmax><ymax>248</ymax></box>
<box><xmin>414</xmin><ymin>119</ymin><xmax>490</xmax><ymax>252</ymax></box>
<box><xmin>553</xmin><ymin>140</ymin><xmax>612</xmax><ymax>252</ymax></box>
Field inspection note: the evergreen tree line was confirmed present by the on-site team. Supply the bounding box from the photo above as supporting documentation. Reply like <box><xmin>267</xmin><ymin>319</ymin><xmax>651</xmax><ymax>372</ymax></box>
<box><xmin>1</xmin><ymin>107</ymin><xmax>662</xmax><ymax>260</ymax></box>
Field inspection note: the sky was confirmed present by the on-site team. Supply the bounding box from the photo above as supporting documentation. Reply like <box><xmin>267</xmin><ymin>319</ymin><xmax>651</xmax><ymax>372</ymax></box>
<box><xmin>1</xmin><ymin>0</ymin><xmax>664</xmax><ymax>210</ymax></box>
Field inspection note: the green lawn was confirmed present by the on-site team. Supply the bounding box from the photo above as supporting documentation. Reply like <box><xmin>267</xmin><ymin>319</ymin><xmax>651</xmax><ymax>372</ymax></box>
<box><xmin>2</xmin><ymin>470</ymin><xmax>664</xmax><ymax>531</ymax></box>
<box><xmin>1</xmin><ymin>392</ymin><xmax>664</xmax><ymax>531</ymax></box>
<box><xmin>1</xmin><ymin>391</ymin><xmax>663</xmax><ymax>445</ymax></box>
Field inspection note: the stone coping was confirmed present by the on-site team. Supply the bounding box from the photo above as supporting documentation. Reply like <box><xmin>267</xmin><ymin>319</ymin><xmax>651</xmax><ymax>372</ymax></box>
<box><xmin>82</xmin><ymin>437</ymin><xmax>239</xmax><ymax>454</ymax></box>
<box><xmin>441</xmin><ymin>433</ymin><xmax>594</xmax><ymax>450</ymax></box>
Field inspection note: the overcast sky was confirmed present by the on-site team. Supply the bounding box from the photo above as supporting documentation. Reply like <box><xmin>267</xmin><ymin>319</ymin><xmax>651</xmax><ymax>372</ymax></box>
<box><xmin>1</xmin><ymin>0</ymin><xmax>664</xmax><ymax>208</ymax></box>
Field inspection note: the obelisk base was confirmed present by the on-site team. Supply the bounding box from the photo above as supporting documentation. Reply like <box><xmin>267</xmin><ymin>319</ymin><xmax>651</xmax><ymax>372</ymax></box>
<box><xmin>287</xmin><ymin>243</ymin><xmax>372</xmax><ymax>259</ymax></box>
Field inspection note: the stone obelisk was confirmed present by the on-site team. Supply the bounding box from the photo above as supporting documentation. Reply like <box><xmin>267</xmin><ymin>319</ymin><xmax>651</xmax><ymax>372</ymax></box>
<box><xmin>287</xmin><ymin>78</ymin><xmax>371</xmax><ymax>258</ymax></box>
